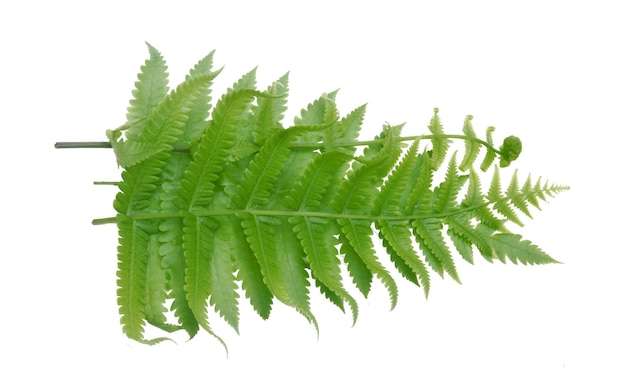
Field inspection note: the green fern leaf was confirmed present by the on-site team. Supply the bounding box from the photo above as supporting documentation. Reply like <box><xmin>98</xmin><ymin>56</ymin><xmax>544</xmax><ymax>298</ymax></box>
<box><xmin>144</xmin><ymin>232</ymin><xmax>173</xmax><ymax>331</ymax></box>
<box><xmin>379</xmin><ymin>222</ymin><xmax>431</xmax><ymax>295</ymax></box>
<box><xmin>229</xmin><ymin>220</ymin><xmax>273</xmax><ymax>319</ymax></box>
<box><xmin>478</xmin><ymin>227</ymin><xmax>561</xmax><ymax>265</ymax></box>
<box><xmin>182</xmin><ymin>215</ymin><xmax>218</xmax><ymax>334</ymax></box>
<box><xmin>110</xmin><ymin>72</ymin><xmax>221</xmax><ymax>168</ymax></box>
<box><xmin>294</xmin><ymin>91</ymin><xmax>339</xmax><ymax>144</ymax></box>
<box><xmin>313</xmin><ymin>278</ymin><xmax>345</xmax><ymax>312</ymax></box>
<box><xmin>180</xmin><ymin>89</ymin><xmax>259</xmax><ymax>210</ymax></box>
<box><xmin>323</xmin><ymin>104</ymin><xmax>366</xmax><ymax>154</ymax></box>
<box><xmin>233</xmin><ymin>67</ymin><xmax>258</xmax><ymax>91</ymax></box>
<box><xmin>445</xmin><ymin>215</ymin><xmax>478</xmax><ymax>264</ymax></box>
<box><xmin>179</xmin><ymin>50</ymin><xmax>221</xmax><ymax>144</ymax></box>
<box><xmin>488</xmin><ymin>166</ymin><xmax>524</xmax><ymax>226</ymax></box>
<box><xmin>286</xmin><ymin>151</ymin><xmax>359</xmax><ymax>321</ymax></box>
<box><xmin>138</xmin><ymin>72</ymin><xmax>223</xmax><ymax>149</ymax></box>
<box><xmin>445</xmin><ymin>212</ymin><xmax>495</xmax><ymax>263</ymax></box>
<box><xmin>291</xmin><ymin>216</ymin><xmax>359</xmax><ymax>323</ymax></box>
<box><xmin>522</xmin><ymin>174</ymin><xmax>542</xmax><ymax>210</ymax></box>
<box><xmin>113</xmin><ymin>151</ymin><xmax>165</xmax><ymax>214</ymax></box>
<box><xmin>116</xmin><ymin>216</ymin><xmax>173</xmax><ymax>344</ymax></box>
<box><xmin>158</xmin><ymin>222</ymin><xmax>200</xmax><ymax>339</ymax></box>
<box><xmin>210</xmin><ymin>226</ymin><xmax>241</xmax><ymax>332</ymax></box>
<box><xmin>433</xmin><ymin>152</ymin><xmax>464</xmax><ymax>213</ymax></box>
<box><xmin>332</xmin><ymin>126</ymin><xmax>404</xmax><ymax>308</ymax></box>
<box><xmin>463</xmin><ymin>168</ymin><xmax>507</xmax><ymax>232</ymax></box>
<box><xmin>124</xmin><ymin>42</ymin><xmax>169</xmax><ymax>141</ymax></box>
<box><xmin>507</xmin><ymin>170</ymin><xmax>533</xmax><ymax>218</ymax></box>
<box><xmin>233</xmin><ymin>127</ymin><xmax>302</xmax><ymax>208</ymax></box>
<box><xmin>239</xmin><ymin>214</ymin><xmax>316</xmax><ymax>327</ymax></box>
<box><xmin>459</xmin><ymin>115</ymin><xmax>482</xmax><ymax>171</ymax></box>
<box><xmin>480</xmin><ymin>126</ymin><xmax>497</xmax><ymax>171</ymax></box>
<box><xmin>253</xmin><ymin>73</ymin><xmax>288</xmax><ymax>145</ymax></box>
<box><xmin>338</xmin><ymin>233</ymin><xmax>372</xmax><ymax>297</ymax></box>
<box><xmin>232</xmin><ymin>126</ymin><xmax>320</xmax><ymax>324</ymax></box>
<box><xmin>295</xmin><ymin>91</ymin><xmax>338</xmax><ymax>126</ymax></box>
<box><xmin>375</xmin><ymin>141</ymin><xmax>431</xmax><ymax>295</ymax></box>
<box><xmin>412</xmin><ymin>217</ymin><xmax>461</xmax><ymax>283</ymax></box>
<box><xmin>108</xmin><ymin>140</ymin><xmax>162</xmax><ymax>170</ymax></box>
<box><xmin>116</xmin><ymin>215</ymin><xmax>149</xmax><ymax>341</ymax></box>
<box><xmin>338</xmin><ymin>218</ymin><xmax>399</xmax><ymax>308</ymax></box>
<box><xmin>427</xmin><ymin>108</ymin><xmax>451</xmax><ymax>170</ymax></box>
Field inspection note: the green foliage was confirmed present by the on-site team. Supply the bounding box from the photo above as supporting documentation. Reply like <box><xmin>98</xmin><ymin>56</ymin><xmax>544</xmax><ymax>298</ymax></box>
<box><xmin>104</xmin><ymin>43</ymin><xmax>569</xmax><ymax>346</ymax></box>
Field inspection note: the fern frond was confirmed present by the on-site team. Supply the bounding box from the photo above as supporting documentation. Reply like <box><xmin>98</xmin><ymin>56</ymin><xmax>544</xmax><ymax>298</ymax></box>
<box><xmin>285</xmin><ymin>151</ymin><xmax>359</xmax><ymax>321</ymax></box>
<box><xmin>412</xmin><ymin>217</ymin><xmax>461</xmax><ymax>283</ymax></box>
<box><xmin>294</xmin><ymin>91</ymin><xmax>339</xmax><ymax>144</ymax></box>
<box><xmin>405</xmin><ymin>147</ymin><xmax>434</xmax><ymax>214</ymax></box>
<box><xmin>239</xmin><ymin>214</ymin><xmax>316</xmax><ymax>326</ymax></box>
<box><xmin>433</xmin><ymin>152</ymin><xmax>465</xmax><ymax>213</ymax></box>
<box><xmin>480</xmin><ymin>126</ymin><xmax>497</xmax><ymax>171</ymax></box>
<box><xmin>291</xmin><ymin>216</ymin><xmax>359</xmax><ymax>323</ymax></box>
<box><xmin>233</xmin><ymin>67</ymin><xmax>258</xmax><ymax>91</ymax></box>
<box><xmin>427</xmin><ymin>108</ymin><xmax>451</xmax><ymax>170</ymax></box>
<box><xmin>179</xmin><ymin>50</ymin><xmax>220</xmax><ymax>144</ymax></box>
<box><xmin>487</xmin><ymin>166</ymin><xmax>525</xmax><ymax>226</ymax></box>
<box><xmin>295</xmin><ymin>91</ymin><xmax>338</xmax><ymax>126</ymax></box>
<box><xmin>92</xmin><ymin>45</ymin><xmax>570</xmax><ymax>347</ymax></box>
<box><xmin>228</xmin><ymin>220</ymin><xmax>273</xmax><ymax>319</ymax></box>
<box><xmin>332</xmin><ymin>126</ymin><xmax>404</xmax><ymax>308</ymax></box>
<box><xmin>338</xmin><ymin>218</ymin><xmax>399</xmax><ymax>308</ymax></box>
<box><xmin>138</xmin><ymin>72</ymin><xmax>223</xmax><ymax>151</ymax></box>
<box><xmin>234</xmin><ymin>125</ymin><xmax>325</xmax><ymax>209</ymax></box>
<box><xmin>463</xmin><ymin>168</ymin><xmax>507</xmax><ymax>232</ymax></box>
<box><xmin>111</xmin><ymin>72</ymin><xmax>222</xmax><ymax>168</ymax></box>
<box><xmin>323</xmin><ymin>104</ymin><xmax>366</xmax><ymax>154</ymax></box>
<box><xmin>181</xmin><ymin>215</ymin><xmax>217</xmax><ymax>334</ymax></box>
<box><xmin>113</xmin><ymin>151</ymin><xmax>167</xmax><ymax>214</ymax></box>
<box><xmin>210</xmin><ymin>226</ymin><xmax>241</xmax><ymax>332</ymax></box>
<box><xmin>231</xmin><ymin>126</ymin><xmax>322</xmax><ymax>325</ymax></box>
<box><xmin>107</xmin><ymin>139</ymin><xmax>160</xmax><ymax>172</ymax></box>
<box><xmin>144</xmin><ymin>232</ymin><xmax>174</xmax><ymax>331</ymax></box>
<box><xmin>158</xmin><ymin>222</ymin><xmax>200</xmax><ymax>339</ymax></box>
<box><xmin>379</xmin><ymin>221</ymin><xmax>431</xmax><ymax>296</ymax></box>
<box><xmin>116</xmin><ymin>216</ymin><xmax>172</xmax><ymax>344</ymax></box>
<box><xmin>116</xmin><ymin>215</ymin><xmax>149</xmax><ymax>341</ymax></box>
<box><xmin>124</xmin><ymin>42</ymin><xmax>169</xmax><ymax>141</ymax></box>
<box><xmin>507</xmin><ymin>170</ymin><xmax>533</xmax><ymax>218</ymax></box>
<box><xmin>445</xmin><ymin>212</ymin><xmax>495</xmax><ymax>263</ymax></box>
<box><xmin>477</xmin><ymin>226</ymin><xmax>560</xmax><ymax>265</ymax></box>
<box><xmin>338</xmin><ymin>233</ymin><xmax>373</xmax><ymax>297</ymax></box>
<box><xmin>374</xmin><ymin>140</ymin><xmax>431</xmax><ymax>295</ymax></box>
<box><xmin>180</xmin><ymin>89</ymin><xmax>259</xmax><ymax>210</ymax></box>
<box><xmin>459</xmin><ymin>115</ymin><xmax>482</xmax><ymax>171</ymax></box>
<box><xmin>253</xmin><ymin>73</ymin><xmax>288</xmax><ymax>145</ymax></box>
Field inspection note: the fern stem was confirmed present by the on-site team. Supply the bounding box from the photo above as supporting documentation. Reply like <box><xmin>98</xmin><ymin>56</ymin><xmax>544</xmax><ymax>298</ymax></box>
<box><xmin>106</xmin><ymin>185</ymin><xmax>567</xmax><ymax>225</ymax></box>
<box><xmin>292</xmin><ymin>134</ymin><xmax>498</xmax><ymax>152</ymax></box>
<box><xmin>54</xmin><ymin>141</ymin><xmax>188</xmax><ymax>152</ymax></box>
<box><xmin>126</xmin><ymin>207</ymin><xmax>484</xmax><ymax>222</ymax></box>
<box><xmin>55</xmin><ymin>142</ymin><xmax>113</xmax><ymax>149</ymax></box>
<box><xmin>55</xmin><ymin>134</ymin><xmax>502</xmax><ymax>154</ymax></box>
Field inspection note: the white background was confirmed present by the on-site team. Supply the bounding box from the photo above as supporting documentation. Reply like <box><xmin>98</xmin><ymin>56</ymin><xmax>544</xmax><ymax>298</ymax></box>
<box><xmin>1</xmin><ymin>1</ymin><xmax>624</xmax><ymax>377</ymax></box>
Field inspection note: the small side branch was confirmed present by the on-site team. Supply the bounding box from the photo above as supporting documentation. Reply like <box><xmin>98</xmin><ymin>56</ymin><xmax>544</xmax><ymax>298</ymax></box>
<box><xmin>92</xmin><ymin>217</ymin><xmax>117</xmax><ymax>225</ymax></box>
